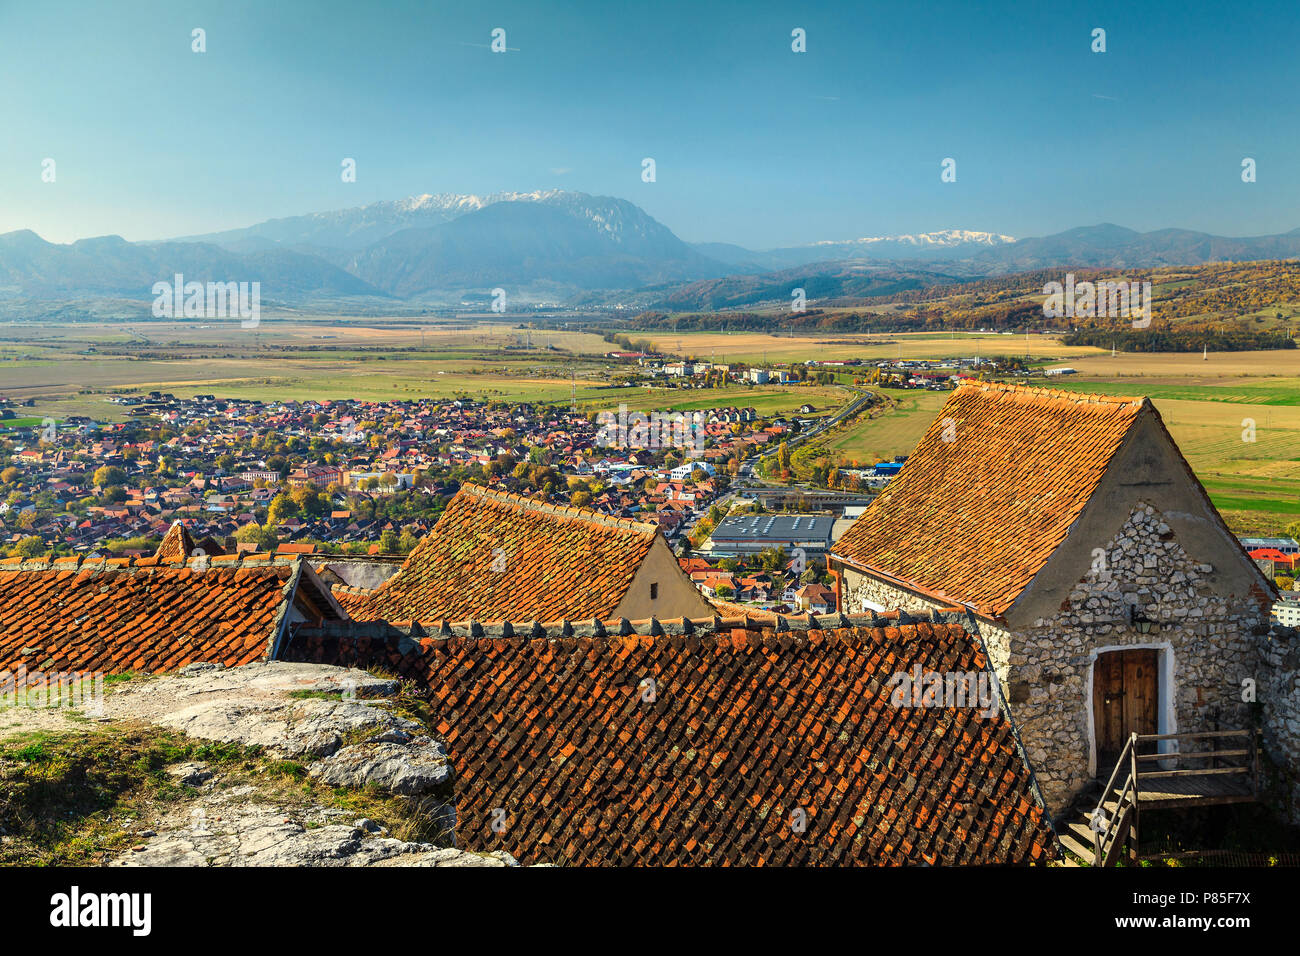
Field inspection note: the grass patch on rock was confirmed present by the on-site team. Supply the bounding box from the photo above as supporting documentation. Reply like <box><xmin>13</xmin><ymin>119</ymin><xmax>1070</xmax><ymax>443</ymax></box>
<box><xmin>0</xmin><ymin>725</ymin><xmax>258</xmax><ymax>865</ymax></box>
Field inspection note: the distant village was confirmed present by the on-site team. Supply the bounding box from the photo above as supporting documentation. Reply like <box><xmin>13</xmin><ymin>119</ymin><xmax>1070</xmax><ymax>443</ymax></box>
<box><xmin>0</xmin><ymin>389</ymin><xmax>865</xmax><ymax>609</ymax></box>
<box><xmin>4</xmin><ymin>353</ymin><xmax>1295</xmax><ymax>627</ymax></box>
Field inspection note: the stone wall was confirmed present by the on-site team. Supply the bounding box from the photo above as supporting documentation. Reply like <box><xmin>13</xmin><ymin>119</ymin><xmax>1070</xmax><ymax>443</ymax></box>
<box><xmin>1260</xmin><ymin>625</ymin><xmax>1300</xmax><ymax>824</ymax></box>
<box><xmin>840</xmin><ymin>569</ymin><xmax>943</xmax><ymax>617</ymax></box>
<box><xmin>1004</xmin><ymin>504</ymin><xmax>1267</xmax><ymax>813</ymax></box>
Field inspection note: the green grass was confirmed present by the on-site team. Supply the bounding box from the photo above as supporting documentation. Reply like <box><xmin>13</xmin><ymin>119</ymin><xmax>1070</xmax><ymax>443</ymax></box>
<box><xmin>1206</xmin><ymin>493</ymin><xmax>1300</xmax><ymax>516</ymax></box>
<box><xmin>0</xmin><ymin>715</ymin><xmax>452</xmax><ymax>864</ymax></box>
<box><xmin>820</xmin><ymin>391</ymin><xmax>947</xmax><ymax>464</ymax></box>
<box><xmin>0</xmin><ymin>728</ymin><xmax>257</xmax><ymax>865</ymax></box>
<box><xmin>1050</xmin><ymin>378</ymin><xmax>1300</xmax><ymax>406</ymax></box>
<box><xmin>0</xmin><ymin>417</ymin><xmax>45</xmax><ymax>429</ymax></box>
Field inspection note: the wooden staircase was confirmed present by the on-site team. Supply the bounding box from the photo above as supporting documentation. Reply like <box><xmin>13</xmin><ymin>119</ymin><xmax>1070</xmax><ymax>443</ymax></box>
<box><xmin>1058</xmin><ymin>729</ymin><xmax>1260</xmax><ymax>866</ymax></box>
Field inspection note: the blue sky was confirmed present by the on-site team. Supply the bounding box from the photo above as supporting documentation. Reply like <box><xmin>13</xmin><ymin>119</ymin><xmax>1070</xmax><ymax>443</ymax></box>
<box><xmin>2</xmin><ymin>0</ymin><xmax>1297</xmax><ymax>247</ymax></box>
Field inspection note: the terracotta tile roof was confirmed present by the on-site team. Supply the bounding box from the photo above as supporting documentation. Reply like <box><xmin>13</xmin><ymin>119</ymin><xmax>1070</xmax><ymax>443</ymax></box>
<box><xmin>331</xmin><ymin>585</ymin><xmax>382</xmax><ymax>621</ymax></box>
<box><xmin>154</xmin><ymin>521</ymin><xmax>196</xmax><ymax>561</ymax></box>
<box><xmin>276</xmin><ymin>543</ymin><xmax>318</xmax><ymax>555</ymax></box>
<box><xmin>351</xmin><ymin>483</ymin><xmax>662</xmax><ymax>623</ymax></box>
<box><xmin>833</xmin><ymin>382</ymin><xmax>1145</xmax><ymax>618</ymax></box>
<box><xmin>0</xmin><ymin>553</ymin><xmax>335</xmax><ymax>674</ymax></box>
<box><xmin>286</xmin><ymin>610</ymin><xmax>1057</xmax><ymax>866</ymax></box>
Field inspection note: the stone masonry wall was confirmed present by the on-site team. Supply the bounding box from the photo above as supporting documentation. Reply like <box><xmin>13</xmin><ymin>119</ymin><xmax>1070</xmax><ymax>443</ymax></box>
<box><xmin>1002</xmin><ymin>503</ymin><xmax>1265</xmax><ymax>814</ymax></box>
<box><xmin>1260</xmin><ymin>625</ymin><xmax>1300</xmax><ymax>824</ymax></box>
<box><xmin>840</xmin><ymin>571</ymin><xmax>944</xmax><ymax>618</ymax></box>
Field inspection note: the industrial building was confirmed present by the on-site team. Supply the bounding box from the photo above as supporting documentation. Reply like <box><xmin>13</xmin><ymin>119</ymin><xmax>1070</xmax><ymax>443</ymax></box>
<box><xmin>703</xmin><ymin>512</ymin><xmax>836</xmax><ymax>557</ymax></box>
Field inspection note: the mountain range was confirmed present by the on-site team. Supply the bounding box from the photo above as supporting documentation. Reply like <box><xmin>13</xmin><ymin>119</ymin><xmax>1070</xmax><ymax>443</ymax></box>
<box><xmin>5</xmin><ymin>190</ymin><xmax>1300</xmax><ymax>311</ymax></box>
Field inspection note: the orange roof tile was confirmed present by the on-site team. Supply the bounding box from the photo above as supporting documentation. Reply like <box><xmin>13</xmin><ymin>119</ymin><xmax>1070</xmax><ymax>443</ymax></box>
<box><xmin>154</xmin><ymin>521</ymin><xmax>196</xmax><ymax>561</ymax></box>
<box><xmin>353</xmin><ymin>484</ymin><xmax>661</xmax><ymax>623</ymax></box>
<box><xmin>0</xmin><ymin>554</ymin><xmax>323</xmax><ymax>673</ymax></box>
<box><xmin>833</xmin><ymin>382</ymin><xmax>1145</xmax><ymax>617</ymax></box>
<box><xmin>331</xmin><ymin>586</ymin><xmax>382</xmax><ymax>621</ymax></box>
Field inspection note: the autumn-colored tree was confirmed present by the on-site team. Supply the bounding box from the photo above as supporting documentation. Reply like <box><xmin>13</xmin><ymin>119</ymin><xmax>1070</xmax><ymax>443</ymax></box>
<box><xmin>13</xmin><ymin>535</ymin><xmax>45</xmax><ymax>558</ymax></box>
<box><xmin>234</xmin><ymin>522</ymin><xmax>279</xmax><ymax>551</ymax></box>
<box><xmin>92</xmin><ymin>465</ymin><xmax>127</xmax><ymax>488</ymax></box>
<box><xmin>267</xmin><ymin>493</ymin><xmax>299</xmax><ymax>524</ymax></box>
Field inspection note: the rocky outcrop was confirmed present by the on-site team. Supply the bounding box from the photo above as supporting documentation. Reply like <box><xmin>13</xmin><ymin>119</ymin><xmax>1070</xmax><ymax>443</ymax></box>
<box><xmin>115</xmin><ymin>788</ymin><xmax>506</xmax><ymax>868</ymax></box>
<box><xmin>309</xmin><ymin>734</ymin><xmax>452</xmax><ymax>794</ymax></box>
<box><xmin>114</xmin><ymin>661</ymin><xmax>415</xmax><ymax>756</ymax></box>
<box><xmin>0</xmin><ymin>660</ymin><xmax>503</xmax><ymax>867</ymax></box>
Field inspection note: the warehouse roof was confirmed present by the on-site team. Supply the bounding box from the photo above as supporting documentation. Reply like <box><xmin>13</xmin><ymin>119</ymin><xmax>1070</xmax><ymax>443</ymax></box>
<box><xmin>709</xmin><ymin>512</ymin><xmax>836</xmax><ymax>542</ymax></box>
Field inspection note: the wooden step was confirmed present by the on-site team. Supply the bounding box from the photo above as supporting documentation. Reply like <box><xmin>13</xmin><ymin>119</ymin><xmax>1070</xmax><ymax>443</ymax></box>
<box><xmin>1065</xmin><ymin>821</ymin><xmax>1096</xmax><ymax>844</ymax></box>
<box><xmin>1058</xmin><ymin>832</ymin><xmax>1095</xmax><ymax>863</ymax></box>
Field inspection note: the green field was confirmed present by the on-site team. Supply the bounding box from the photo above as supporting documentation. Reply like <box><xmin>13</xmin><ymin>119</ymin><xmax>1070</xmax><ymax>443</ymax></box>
<box><xmin>577</xmin><ymin>384</ymin><xmax>851</xmax><ymax>419</ymax></box>
<box><xmin>820</xmin><ymin>390</ymin><xmax>948</xmax><ymax>464</ymax></box>
<box><xmin>0</xmin><ymin>319</ymin><xmax>846</xmax><ymax>425</ymax></box>
<box><xmin>1047</xmin><ymin>378</ymin><xmax>1300</xmax><ymax>407</ymax></box>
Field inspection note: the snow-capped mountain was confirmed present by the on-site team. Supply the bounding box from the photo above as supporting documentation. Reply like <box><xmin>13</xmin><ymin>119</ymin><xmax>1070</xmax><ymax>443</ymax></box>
<box><xmin>811</xmin><ymin>229</ymin><xmax>1016</xmax><ymax>249</ymax></box>
<box><xmin>694</xmin><ymin>230</ymin><xmax>1017</xmax><ymax>271</ymax></box>
<box><xmin>1</xmin><ymin>191</ymin><xmax>729</xmax><ymax>305</ymax></box>
<box><xmin>15</xmin><ymin>189</ymin><xmax>1298</xmax><ymax>311</ymax></box>
<box><xmin>173</xmin><ymin>190</ymin><xmax>572</xmax><ymax>252</ymax></box>
<box><xmin>346</xmin><ymin>193</ymin><xmax>724</xmax><ymax>297</ymax></box>
<box><xmin>165</xmin><ymin>190</ymin><xmax>729</xmax><ymax>298</ymax></box>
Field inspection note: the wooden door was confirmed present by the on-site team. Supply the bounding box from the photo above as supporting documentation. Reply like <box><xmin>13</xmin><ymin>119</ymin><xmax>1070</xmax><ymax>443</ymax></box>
<box><xmin>1093</xmin><ymin>649</ymin><xmax>1158</xmax><ymax>768</ymax></box>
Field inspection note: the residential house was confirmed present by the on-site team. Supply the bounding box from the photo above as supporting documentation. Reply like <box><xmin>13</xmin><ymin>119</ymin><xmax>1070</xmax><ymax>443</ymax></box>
<box><xmin>794</xmin><ymin>583</ymin><xmax>835</xmax><ymax>613</ymax></box>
